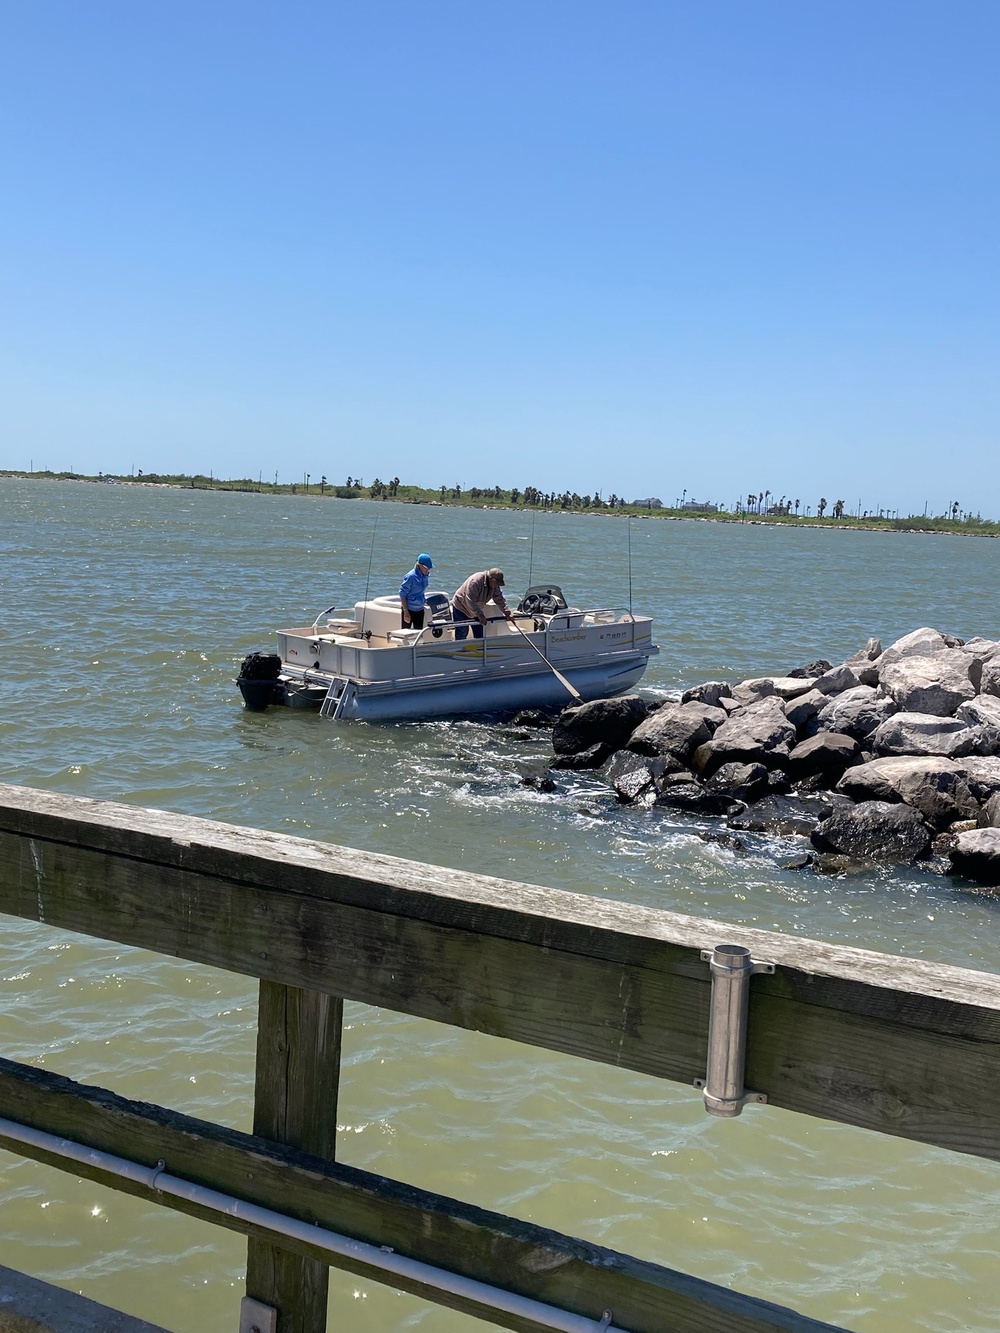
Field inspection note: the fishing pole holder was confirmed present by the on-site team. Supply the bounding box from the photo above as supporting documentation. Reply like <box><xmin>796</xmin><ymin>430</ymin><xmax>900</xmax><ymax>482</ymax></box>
<box><xmin>694</xmin><ymin>944</ymin><xmax>775</xmax><ymax>1118</ymax></box>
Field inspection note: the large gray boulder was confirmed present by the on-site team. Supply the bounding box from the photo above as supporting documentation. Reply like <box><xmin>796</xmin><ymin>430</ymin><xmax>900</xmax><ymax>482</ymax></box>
<box><xmin>691</xmin><ymin>697</ymin><xmax>796</xmax><ymax>777</ymax></box>
<box><xmin>681</xmin><ymin>681</ymin><xmax>732</xmax><ymax>707</ymax></box>
<box><xmin>842</xmin><ymin>636</ymin><xmax>883</xmax><ymax>687</ymax></box>
<box><xmin>811</xmin><ymin>801</ymin><xmax>931</xmax><ymax>863</ymax></box>
<box><xmin>977</xmin><ymin>793</ymin><xmax>1000</xmax><ymax>829</ymax></box>
<box><xmin>960</xmin><ymin>639</ymin><xmax>1000</xmax><ymax>690</ymax></box>
<box><xmin>761</xmin><ymin>676</ymin><xmax>821</xmax><ymax>700</ymax></box>
<box><xmin>836</xmin><ymin>756</ymin><xmax>978</xmax><ymax>830</ymax></box>
<box><xmin>870</xmin><ymin>712</ymin><xmax>981</xmax><ymax>759</ymax></box>
<box><xmin>628</xmin><ymin>701</ymin><xmax>724</xmax><ymax>759</ymax></box>
<box><xmin>785</xmin><ymin>688</ymin><xmax>827</xmax><ymax>734</ymax></box>
<box><xmin>957</xmin><ymin>696</ymin><xmax>1000</xmax><ymax>729</ymax></box>
<box><xmin>813</xmin><ymin>685</ymin><xmax>896</xmax><ymax>741</ymax></box>
<box><xmin>878</xmin><ymin>627</ymin><xmax>952</xmax><ymax>668</ymax></box>
<box><xmin>956</xmin><ymin>757</ymin><xmax>1000</xmax><ymax>801</ymax></box>
<box><xmin>878</xmin><ymin>652</ymin><xmax>975</xmax><ymax>716</ymax></box>
<box><xmin>949</xmin><ymin>828</ymin><xmax>1000</xmax><ymax>886</ymax></box>
<box><xmin>552</xmin><ymin>695</ymin><xmax>648</xmax><ymax>755</ymax></box>
<box><xmin>787</xmin><ymin>731</ymin><xmax>859</xmax><ymax>780</ymax></box>
<box><xmin>730</xmin><ymin>677</ymin><xmax>777</xmax><ymax>706</ymax></box>
<box><xmin>981</xmin><ymin>658</ymin><xmax>1000</xmax><ymax>698</ymax></box>
<box><xmin>812</xmin><ymin>663</ymin><xmax>860</xmax><ymax>695</ymax></box>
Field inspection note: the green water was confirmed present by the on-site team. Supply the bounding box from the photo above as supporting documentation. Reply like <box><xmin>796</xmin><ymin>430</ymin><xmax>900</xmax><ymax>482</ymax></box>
<box><xmin>1</xmin><ymin>479</ymin><xmax>999</xmax><ymax>1331</ymax></box>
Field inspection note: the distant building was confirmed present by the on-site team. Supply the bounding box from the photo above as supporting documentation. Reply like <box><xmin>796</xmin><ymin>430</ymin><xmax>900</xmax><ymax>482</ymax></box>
<box><xmin>634</xmin><ymin>497</ymin><xmax>663</xmax><ymax>507</ymax></box>
<box><xmin>682</xmin><ymin>499</ymin><xmax>718</xmax><ymax>512</ymax></box>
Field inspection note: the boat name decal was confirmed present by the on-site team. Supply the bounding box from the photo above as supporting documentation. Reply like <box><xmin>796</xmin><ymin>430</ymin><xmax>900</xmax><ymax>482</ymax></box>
<box><xmin>550</xmin><ymin>633</ymin><xmax>586</xmax><ymax>642</ymax></box>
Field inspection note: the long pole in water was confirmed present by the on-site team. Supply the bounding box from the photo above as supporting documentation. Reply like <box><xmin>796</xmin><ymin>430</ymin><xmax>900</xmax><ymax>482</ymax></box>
<box><xmin>528</xmin><ymin>509</ymin><xmax>536</xmax><ymax>587</ymax></box>
<box><xmin>359</xmin><ymin>514</ymin><xmax>379</xmax><ymax>638</ymax></box>
<box><xmin>627</xmin><ymin>517</ymin><xmax>633</xmax><ymax>616</ymax></box>
<box><xmin>509</xmin><ymin>619</ymin><xmax>583</xmax><ymax>704</ymax></box>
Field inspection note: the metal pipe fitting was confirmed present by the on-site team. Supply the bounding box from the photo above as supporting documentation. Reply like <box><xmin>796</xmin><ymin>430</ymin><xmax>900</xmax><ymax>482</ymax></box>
<box><xmin>695</xmin><ymin>943</ymin><xmax>774</xmax><ymax>1117</ymax></box>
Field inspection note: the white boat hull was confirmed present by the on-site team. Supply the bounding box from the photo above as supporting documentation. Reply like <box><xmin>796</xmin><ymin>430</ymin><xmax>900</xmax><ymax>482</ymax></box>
<box><xmin>281</xmin><ymin>653</ymin><xmax>652</xmax><ymax>721</ymax></box>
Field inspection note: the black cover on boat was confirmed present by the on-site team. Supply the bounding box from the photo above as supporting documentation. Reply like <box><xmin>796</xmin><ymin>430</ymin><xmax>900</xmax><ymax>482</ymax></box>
<box><xmin>238</xmin><ymin>652</ymin><xmax>282</xmax><ymax>681</ymax></box>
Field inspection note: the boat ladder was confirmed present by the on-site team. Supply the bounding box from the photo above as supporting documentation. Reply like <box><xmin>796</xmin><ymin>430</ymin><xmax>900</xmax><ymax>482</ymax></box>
<box><xmin>319</xmin><ymin>677</ymin><xmax>356</xmax><ymax>720</ymax></box>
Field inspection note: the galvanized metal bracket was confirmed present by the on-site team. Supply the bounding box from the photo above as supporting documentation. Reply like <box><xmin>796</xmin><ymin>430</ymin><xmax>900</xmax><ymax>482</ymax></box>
<box><xmin>694</xmin><ymin>944</ymin><xmax>775</xmax><ymax>1117</ymax></box>
<box><xmin>240</xmin><ymin>1297</ymin><xmax>277</xmax><ymax>1333</ymax></box>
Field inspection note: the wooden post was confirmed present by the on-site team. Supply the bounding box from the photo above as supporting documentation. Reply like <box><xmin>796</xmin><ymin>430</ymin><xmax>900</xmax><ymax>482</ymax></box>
<box><xmin>245</xmin><ymin>981</ymin><xmax>343</xmax><ymax>1333</ymax></box>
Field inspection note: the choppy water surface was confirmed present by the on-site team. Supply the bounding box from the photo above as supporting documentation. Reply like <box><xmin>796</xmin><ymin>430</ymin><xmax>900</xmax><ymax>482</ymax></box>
<box><xmin>2</xmin><ymin>479</ymin><xmax>1000</xmax><ymax>1332</ymax></box>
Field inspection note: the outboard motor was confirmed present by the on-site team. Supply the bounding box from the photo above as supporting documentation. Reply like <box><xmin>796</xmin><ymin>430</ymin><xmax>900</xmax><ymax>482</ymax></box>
<box><xmin>237</xmin><ymin>652</ymin><xmax>284</xmax><ymax>710</ymax></box>
<box><xmin>425</xmin><ymin>592</ymin><xmax>453</xmax><ymax>638</ymax></box>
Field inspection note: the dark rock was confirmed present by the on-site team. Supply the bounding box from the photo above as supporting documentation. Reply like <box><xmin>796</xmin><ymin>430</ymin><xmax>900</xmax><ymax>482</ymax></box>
<box><xmin>706</xmin><ymin>761</ymin><xmax>769</xmax><ymax>803</ymax></box>
<box><xmin>698</xmin><ymin>829</ymin><xmax>747</xmax><ymax>851</ymax></box>
<box><xmin>787</xmin><ymin>731</ymin><xmax>859</xmax><ymax>780</ymax></box>
<box><xmin>788</xmin><ymin>658</ymin><xmax>833</xmax><ymax>679</ymax></box>
<box><xmin>519</xmin><ymin>762</ymin><xmax>556</xmax><ymax>792</ymax></box>
<box><xmin>812</xmin><ymin>685</ymin><xmax>896</xmax><ymax>741</ymax></box>
<box><xmin>949</xmin><ymin>828</ymin><xmax>1000</xmax><ymax>886</ymax></box>
<box><xmin>978</xmin><ymin>793</ymin><xmax>1000</xmax><ymax>829</ymax></box>
<box><xmin>766</xmin><ymin>768</ymin><xmax>793</xmax><ymax>792</ymax></box>
<box><xmin>837</xmin><ymin>756</ymin><xmax>978</xmax><ymax>831</ymax></box>
<box><xmin>511</xmin><ymin>708</ymin><xmax>558</xmax><ymax>728</ymax></box>
<box><xmin>551</xmin><ymin>742</ymin><xmax>617</xmax><ymax>770</ymax></box>
<box><xmin>653</xmin><ymin>780</ymin><xmax>740</xmax><ymax>817</ymax></box>
<box><xmin>811</xmin><ymin>800</ymin><xmax>931</xmax><ymax>862</ymax></box>
<box><xmin>601</xmin><ymin>749</ymin><xmax>675</xmax><ymax>803</ymax></box>
<box><xmin>878</xmin><ymin>652</ymin><xmax>975</xmax><ymax>716</ymax></box>
<box><xmin>812</xmin><ymin>853</ymin><xmax>860</xmax><ymax>874</ymax></box>
<box><xmin>870</xmin><ymin>712</ymin><xmax>980</xmax><ymax>759</ymax></box>
<box><xmin>782</xmin><ymin>853</ymin><xmax>814</xmax><ymax>870</ymax></box>
<box><xmin>552</xmin><ymin>695</ymin><xmax>648</xmax><ymax>755</ymax></box>
<box><xmin>681</xmin><ymin>681</ymin><xmax>732</xmax><ymax>707</ymax></box>
<box><xmin>729</xmin><ymin>793</ymin><xmax>836</xmax><ymax>836</ymax></box>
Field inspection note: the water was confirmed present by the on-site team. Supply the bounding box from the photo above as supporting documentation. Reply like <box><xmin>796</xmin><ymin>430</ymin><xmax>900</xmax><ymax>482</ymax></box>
<box><xmin>2</xmin><ymin>479</ymin><xmax>999</xmax><ymax>1332</ymax></box>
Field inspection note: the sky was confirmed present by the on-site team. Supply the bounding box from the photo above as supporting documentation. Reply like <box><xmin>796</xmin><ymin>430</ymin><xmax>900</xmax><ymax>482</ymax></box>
<box><xmin>1</xmin><ymin>1</ymin><xmax>998</xmax><ymax>515</ymax></box>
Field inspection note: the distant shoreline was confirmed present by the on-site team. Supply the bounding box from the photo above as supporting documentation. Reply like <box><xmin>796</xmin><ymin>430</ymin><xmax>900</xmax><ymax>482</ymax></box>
<box><xmin>3</xmin><ymin>470</ymin><xmax>998</xmax><ymax>539</ymax></box>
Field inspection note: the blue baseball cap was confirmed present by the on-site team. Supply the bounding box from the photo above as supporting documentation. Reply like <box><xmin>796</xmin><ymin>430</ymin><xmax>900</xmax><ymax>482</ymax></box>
<box><xmin>417</xmin><ymin>553</ymin><xmax>433</xmax><ymax>569</ymax></box>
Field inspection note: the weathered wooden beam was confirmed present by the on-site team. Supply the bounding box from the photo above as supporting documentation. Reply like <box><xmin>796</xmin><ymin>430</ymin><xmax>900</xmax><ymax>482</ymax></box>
<box><xmin>0</xmin><ymin>1058</ymin><xmax>844</xmax><ymax>1333</ymax></box>
<box><xmin>0</xmin><ymin>1262</ymin><xmax>170</xmax><ymax>1333</ymax></box>
<box><xmin>2</xmin><ymin>784</ymin><xmax>1000</xmax><ymax>1159</ymax></box>
<box><xmin>246</xmin><ymin>982</ymin><xmax>343</xmax><ymax>1333</ymax></box>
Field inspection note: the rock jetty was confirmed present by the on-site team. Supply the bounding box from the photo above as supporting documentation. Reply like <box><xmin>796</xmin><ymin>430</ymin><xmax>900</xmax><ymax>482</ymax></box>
<box><xmin>530</xmin><ymin>627</ymin><xmax>1000</xmax><ymax>887</ymax></box>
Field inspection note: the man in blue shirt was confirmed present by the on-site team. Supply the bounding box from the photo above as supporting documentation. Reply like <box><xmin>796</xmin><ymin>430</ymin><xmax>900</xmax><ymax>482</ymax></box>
<box><xmin>399</xmin><ymin>553</ymin><xmax>433</xmax><ymax>629</ymax></box>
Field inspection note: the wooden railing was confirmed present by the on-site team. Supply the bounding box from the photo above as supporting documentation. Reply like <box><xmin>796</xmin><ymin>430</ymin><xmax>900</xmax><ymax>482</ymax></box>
<box><xmin>1</xmin><ymin>781</ymin><xmax>999</xmax><ymax>1332</ymax></box>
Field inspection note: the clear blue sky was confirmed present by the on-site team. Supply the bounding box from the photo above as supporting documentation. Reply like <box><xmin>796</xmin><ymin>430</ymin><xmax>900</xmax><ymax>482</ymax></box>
<box><xmin>2</xmin><ymin>1</ymin><xmax>998</xmax><ymax>515</ymax></box>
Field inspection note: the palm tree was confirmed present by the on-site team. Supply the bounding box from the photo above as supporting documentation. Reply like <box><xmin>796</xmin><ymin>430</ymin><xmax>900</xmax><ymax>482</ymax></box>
<box><xmin>794</xmin><ymin>498</ymin><xmax>800</xmax><ymax>515</ymax></box>
<box><xmin>818</xmin><ymin>497</ymin><xmax>827</xmax><ymax>519</ymax></box>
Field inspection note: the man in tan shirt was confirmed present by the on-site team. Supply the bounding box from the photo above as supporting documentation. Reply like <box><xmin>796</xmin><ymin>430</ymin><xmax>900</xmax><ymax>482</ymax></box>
<box><xmin>452</xmin><ymin>568</ymin><xmax>514</xmax><ymax>640</ymax></box>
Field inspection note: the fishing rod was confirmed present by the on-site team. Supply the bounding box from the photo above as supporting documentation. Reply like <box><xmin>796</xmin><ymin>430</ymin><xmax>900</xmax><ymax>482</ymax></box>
<box><xmin>359</xmin><ymin>514</ymin><xmax>379</xmax><ymax>639</ymax></box>
<box><xmin>627</xmin><ymin>516</ymin><xmax>633</xmax><ymax>617</ymax></box>
<box><xmin>528</xmin><ymin>509</ymin><xmax>536</xmax><ymax>587</ymax></box>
